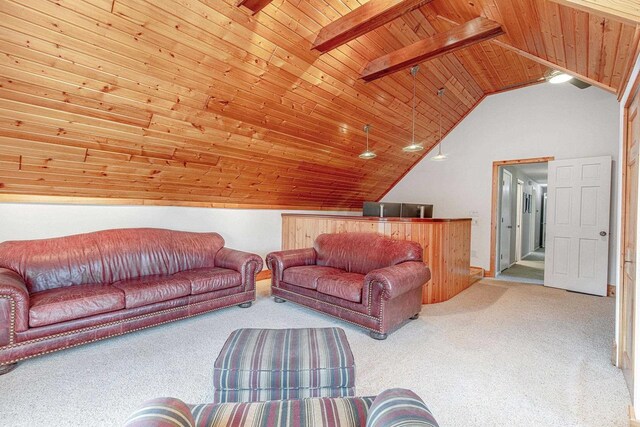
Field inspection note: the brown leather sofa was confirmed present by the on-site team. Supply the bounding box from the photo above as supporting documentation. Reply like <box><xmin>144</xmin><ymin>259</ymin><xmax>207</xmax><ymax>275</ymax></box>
<box><xmin>266</xmin><ymin>233</ymin><xmax>430</xmax><ymax>340</ymax></box>
<box><xmin>0</xmin><ymin>228</ymin><xmax>262</xmax><ymax>374</ymax></box>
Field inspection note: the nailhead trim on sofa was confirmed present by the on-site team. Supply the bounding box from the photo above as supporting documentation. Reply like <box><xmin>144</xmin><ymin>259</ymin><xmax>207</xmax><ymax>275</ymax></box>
<box><xmin>0</xmin><ymin>290</ymin><xmax>255</xmax><ymax>366</ymax></box>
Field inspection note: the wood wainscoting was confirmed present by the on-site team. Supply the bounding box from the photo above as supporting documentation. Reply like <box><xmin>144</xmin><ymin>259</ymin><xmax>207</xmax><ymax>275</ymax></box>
<box><xmin>281</xmin><ymin>214</ymin><xmax>472</xmax><ymax>304</ymax></box>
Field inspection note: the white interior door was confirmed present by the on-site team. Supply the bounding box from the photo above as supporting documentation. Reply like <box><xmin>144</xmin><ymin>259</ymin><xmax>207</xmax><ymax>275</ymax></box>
<box><xmin>544</xmin><ymin>156</ymin><xmax>612</xmax><ymax>295</ymax></box>
<box><xmin>499</xmin><ymin>169</ymin><xmax>513</xmax><ymax>272</ymax></box>
<box><xmin>516</xmin><ymin>180</ymin><xmax>524</xmax><ymax>261</ymax></box>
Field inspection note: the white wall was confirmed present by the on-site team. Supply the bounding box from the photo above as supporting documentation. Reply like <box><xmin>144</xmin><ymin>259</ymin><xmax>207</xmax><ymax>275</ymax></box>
<box><xmin>383</xmin><ymin>82</ymin><xmax>620</xmax><ymax>283</ymax></box>
<box><xmin>0</xmin><ymin>203</ymin><xmax>353</xmax><ymax>261</ymax></box>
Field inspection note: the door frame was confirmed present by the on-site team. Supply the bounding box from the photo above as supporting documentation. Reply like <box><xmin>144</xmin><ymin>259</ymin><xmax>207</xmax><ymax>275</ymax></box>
<box><xmin>618</xmin><ymin>77</ymin><xmax>640</xmax><ymax>370</ymax></box>
<box><xmin>489</xmin><ymin>157</ymin><xmax>554</xmax><ymax>277</ymax></box>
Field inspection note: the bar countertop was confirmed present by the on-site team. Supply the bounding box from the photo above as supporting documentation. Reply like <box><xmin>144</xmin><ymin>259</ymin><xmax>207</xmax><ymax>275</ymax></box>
<box><xmin>281</xmin><ymin>214</ymin><xmax>471</xmax><ymax>223</ymax></box>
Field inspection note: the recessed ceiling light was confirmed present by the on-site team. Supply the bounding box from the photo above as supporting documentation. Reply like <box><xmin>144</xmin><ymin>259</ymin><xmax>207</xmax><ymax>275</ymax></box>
<box><xmin>547</xmin><ymin>70</ymin><xmax>573</xmax><ymax>84</ymax></box>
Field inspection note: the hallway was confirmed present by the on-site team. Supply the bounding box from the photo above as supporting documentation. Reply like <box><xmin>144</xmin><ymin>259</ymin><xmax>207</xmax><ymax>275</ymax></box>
<box><xmin>497</xmin><ymin>248</ymin><xmax>545</xmax><ymax>284</ymax></box>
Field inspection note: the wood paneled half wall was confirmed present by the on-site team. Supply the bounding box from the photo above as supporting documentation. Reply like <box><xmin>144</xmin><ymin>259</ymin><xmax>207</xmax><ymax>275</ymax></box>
<box><xmin>0</xmin><ymin>0</ymin><xmax>637</xmax><ymax>209</ymax></box>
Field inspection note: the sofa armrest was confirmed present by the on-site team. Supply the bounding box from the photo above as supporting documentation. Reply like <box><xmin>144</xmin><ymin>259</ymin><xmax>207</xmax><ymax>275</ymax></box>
<box><xmin>365</xmin><ymin>262</ymin><xmax>430</xmax><ymax>300</ymax></box>
<box><xmin>0</xmin><ymin>268</ymin><xmax>29</xmax><ymax>343</ymax></box>
<box><xmin>215</xmin><ymin>248</ymin><xmax>263</xmax><ymax>291</ymax></box>
<box><xmin>366</xmin><ymin>388</ymin><xmax>439</xmax><ymax>427</ymax></box>
<box><xmin>266</xmin><ymin>248</ymin><xmax>317</xmax><ymax>283</ymax></box>
<box><xmin>125</xmin><ymin>397</ymin><xmax>195</xmax><ymax>427</ymax></box>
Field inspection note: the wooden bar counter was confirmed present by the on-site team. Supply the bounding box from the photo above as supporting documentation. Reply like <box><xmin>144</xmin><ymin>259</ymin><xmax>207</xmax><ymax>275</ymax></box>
<box><xmin>281</xmin><ymin>214</ymin><xmax>472</xmax><ymax>304</ymax></box>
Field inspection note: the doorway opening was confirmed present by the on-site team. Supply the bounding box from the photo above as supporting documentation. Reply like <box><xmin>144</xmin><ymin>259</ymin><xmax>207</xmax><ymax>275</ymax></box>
<box><xmin>491</xmin><ymin>158</ymin><xmax>552</xmax><ymax>284</ymax></box>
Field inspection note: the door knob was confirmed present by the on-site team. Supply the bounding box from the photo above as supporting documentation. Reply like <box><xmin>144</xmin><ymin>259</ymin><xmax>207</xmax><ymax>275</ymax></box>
<box><xmin>600</xmin><ymin>231</ymin><xmax>607</xmax><ymax>236</ymax></box>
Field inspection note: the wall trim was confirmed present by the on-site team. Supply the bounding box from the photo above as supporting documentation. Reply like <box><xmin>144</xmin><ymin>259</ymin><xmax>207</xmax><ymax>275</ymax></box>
<box><xmin>0</xmin><ymin>194</ymin><xmax>360</xmax><ymax>212</ymax></box>
<box><xmin>256</xmin><ymin>270</ymin><xmax>272</xmax><ymax>281</ymax></box>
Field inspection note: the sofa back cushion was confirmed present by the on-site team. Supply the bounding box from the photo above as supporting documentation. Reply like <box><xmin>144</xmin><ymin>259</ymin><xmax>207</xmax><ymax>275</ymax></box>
<box><xmin>0</xmin><ymin>228</ymin><xmax>224</xmax><ymax>293</ymax></box>
<box><xmin>314</xmin><ymin>233</ymin><xmax>423</xmax><ymax>275</ymax></box>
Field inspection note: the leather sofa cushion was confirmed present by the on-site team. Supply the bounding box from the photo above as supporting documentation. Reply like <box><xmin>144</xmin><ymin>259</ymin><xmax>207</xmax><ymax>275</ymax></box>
<box><xmin>113</xmin><ymin>275</ymin><xmax>191</xmax><ymax>309</ymax></box>
<box><xmin>283</xmin><ymin>266</ymin><xmax>344</xmax><ymax>290</ymax></box>
<box><xmin>173</xmin><ymin>268</ymin><xmax>242</xmax><ymax>295</ymax></box>
<box><xmin>316</xmin><ymin>273</ymin><xmax>365</xmax><ymax>303</ymax></box>
<box><xmin>315</xmin><ymin>233</ymin><xmax>423</xmax><ymax>275</ymax></box>
<box><xmin>0</xmin><ymin>228</ymin><xmax>224</xmax><ymax>293</ymax></box>
<box><xmin>29</xmin><ymin>285</ymin><xmax>125</xmax><ymax>328</ymax></box>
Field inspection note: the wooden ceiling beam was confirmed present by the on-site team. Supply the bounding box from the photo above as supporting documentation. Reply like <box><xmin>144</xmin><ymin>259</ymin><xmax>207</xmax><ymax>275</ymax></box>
<box><xmin>549</xmin><ymin>0</ymin><xmax>640</xmax><ymax>26</ymax></box>
<box><xmin>237</xmin><ymin>0</ymin><xmax>273</xmax><ymax>15</ymax></box>
<box><xmin>361</xmin><ymin>17</ymin><xmax>505</xmax><ymax>82</ymax></box>
<box><xmin>311</xmin><ymin>0</ymin><xmax>434</xmax><ymax>53</ymax></box>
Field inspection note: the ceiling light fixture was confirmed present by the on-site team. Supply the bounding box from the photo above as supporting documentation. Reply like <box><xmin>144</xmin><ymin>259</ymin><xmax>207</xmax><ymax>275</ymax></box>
<box><xmin>403</xmin><ymin>65</ymin><xmax>424</xmax><ymax>153</ymax></box>
<box><xmin>546</xmin><ymin>70</ymin><xmax>573</xmax><ymax>84</ymax></box>
<box><xmin>431</xmin><ymin>88</ymin><xmax>447</xmax><ymax>162</ymax></box>
<box><xmin>359</xmin><ymin>124</ymin><xmax>377</xmax><ymax>159</ymax></box>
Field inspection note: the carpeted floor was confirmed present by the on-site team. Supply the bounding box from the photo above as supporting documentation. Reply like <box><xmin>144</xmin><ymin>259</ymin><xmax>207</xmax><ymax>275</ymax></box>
<box><xmin>498</xmin><ymin>248</ymin><xmax>545</xmax><ymax>283</ymax></box>
<box><xmin>0</xmin><ymin>279</ymin><xmax>629</xmax><ymax>426</ymax></box>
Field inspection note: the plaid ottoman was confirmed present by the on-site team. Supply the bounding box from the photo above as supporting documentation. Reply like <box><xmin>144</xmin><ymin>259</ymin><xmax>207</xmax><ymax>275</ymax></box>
<box><xmin>213</xmin><ymin>327</ymin><xmax>356</xmax><ymax>403</ymax></box>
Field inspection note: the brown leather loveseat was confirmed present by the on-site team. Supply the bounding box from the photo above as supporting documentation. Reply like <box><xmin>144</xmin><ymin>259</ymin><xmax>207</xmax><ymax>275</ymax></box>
<box><xmin>0</xmin><ymin>228</ymin><xmax>263</xmax><ymax>374</ymax></box>
<box><xmin>266</xmin><ymin>233</ymin><xmax>430</xmax><ymax>340</ymax></box>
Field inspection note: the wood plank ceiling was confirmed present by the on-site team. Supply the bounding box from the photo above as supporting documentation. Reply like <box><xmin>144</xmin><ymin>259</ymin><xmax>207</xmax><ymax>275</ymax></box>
<box><xmin>0</xmin><ymin>0</ymin><xmax>637</xmax><ymax>209</ymax></box>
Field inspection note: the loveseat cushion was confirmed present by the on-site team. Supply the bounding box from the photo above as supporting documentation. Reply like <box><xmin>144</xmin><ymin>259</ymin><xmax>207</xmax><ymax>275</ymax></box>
<box><xmin>317</xmin><ymin>273</ymin><xmax>365</xmax><ymax>303</ymax></box>
<box><xmin>173</xmin><ymin>268</ymin><xmax>242</xmax><ymax>295</ymax></box>
<box><xmin>282</xmin><ymin>266</ymin><xmax>344</xmax><ymax>290</ymax></box>
<box><xmin>315</xmin><ymin>233</ymin><xmax>423</xmax><ymax>275</ymax></box>
<box><xmin>29</xmin><ymin>285</ymin><xmax>125</xmax><ymax>327</ymax></box>
<box><xmin>113</xmin><ymin>275</ymin><xmax>191</xmax><ymax>309</ymax></box>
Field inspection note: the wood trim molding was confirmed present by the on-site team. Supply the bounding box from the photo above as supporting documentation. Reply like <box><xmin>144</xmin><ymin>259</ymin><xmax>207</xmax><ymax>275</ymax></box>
<box><xmin>0</xmin><ymin>194</ymin><xmax>361</xmax><ymax>211</ymax></box>
<box><xmin>488</xmin><ymin>156</ymin><xmax>555</xmax><ymax>277</ymax></box>
<box><xmin>256</xmin><ymin>270</ymin><xmax>272</xmax><ymax>281</ymax></box>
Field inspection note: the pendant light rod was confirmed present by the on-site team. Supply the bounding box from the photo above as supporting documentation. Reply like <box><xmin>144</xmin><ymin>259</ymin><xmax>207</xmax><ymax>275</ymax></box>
<box><xmin>359</xmin><ymin>123</ymin><xmax>376</xmax><ymax>159</ymax></box>
<box><xmin>411</xmin><ymin>66</ymin><xmax>418</xmax><ymax>145</ymax></box>
<box><xmin>432</xmin><ymin>87</ymin><xmax>447</xmax><ymax>161</ymax></box>
<box><xmin>403</xmin><ymin>65</ymin><xmax>423</xmax><ymax>153</ymax></box>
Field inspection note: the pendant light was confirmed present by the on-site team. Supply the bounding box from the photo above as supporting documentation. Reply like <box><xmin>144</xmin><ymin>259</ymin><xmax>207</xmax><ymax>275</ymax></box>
<box><xmin>359</xmin><ymin>124</ymin><xmax>376</xmax><ymax>159</ymax></box>
<box><xmin>402</xmin><ymin>65</ymin><xmax>423</xmax><ymax>153</ymax></box>
<box><xmin>431</xmin><ymin>87</ymin><xmax>448</xmax><ymax>162</ymax></box>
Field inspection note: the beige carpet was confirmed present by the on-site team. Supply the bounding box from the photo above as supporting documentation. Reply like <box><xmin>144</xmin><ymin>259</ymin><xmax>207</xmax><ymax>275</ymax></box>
<box><xmin>0</xmin><ymin>279</ymin><xmax>629</xmax><ymax>426</ymax></box>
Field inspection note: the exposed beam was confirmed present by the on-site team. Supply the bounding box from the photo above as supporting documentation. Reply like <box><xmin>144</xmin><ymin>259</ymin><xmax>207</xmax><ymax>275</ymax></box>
<box><xmin>237</xmin><ymin>0</ymin><xmax>273</xmax><ymax>15</ymax></box>
<box><xmin>549</xmin><ymin>0</ymin><xmax>640</xmax><ymax>26</ymax></box>
<box><xmin>311</xmin><ymin>0</ymin><xmax>434</xmax><ymax>53</ymax></box>
<box><xmin>436</xmin><ymin>15</ymin><xmax>617</xmax><ymax>95</ymax></box>
<box><xmin>361</xmin><ymin>17</ymin><xmax>504</xmax><ymax>82</ymax></box>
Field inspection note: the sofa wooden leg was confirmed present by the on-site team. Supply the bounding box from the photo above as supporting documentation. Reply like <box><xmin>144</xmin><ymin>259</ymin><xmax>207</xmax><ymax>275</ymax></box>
<box><xmin>238</xmin><ymin>302</ymin><xmax>252</xmax><ymax>308</ymax></box>
<box><xmin>273</xmin><ymin>297</ymin><xmax>286</xmax><ymax>303</ymax></box>
<box><xmin>410</xmin><ymin>313</ymin><xmax>419</xmax><ymax>320</ymax></box>
<box><xmin>369</xmin><ymin>331</ymin><xmax>388</xmax><ymax>340</ymax></box>
<box><xmin>0</xmin><ymin>363</ymin><xmax>17</xmax><ymax>375</ymax></box>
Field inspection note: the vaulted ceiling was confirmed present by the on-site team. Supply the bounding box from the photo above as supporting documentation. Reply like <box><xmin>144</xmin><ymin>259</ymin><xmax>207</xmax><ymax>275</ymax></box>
<box><xmin>0</xmin><ymin>0</ymin><xmax>638</xmax><ymax>209</ymax></box>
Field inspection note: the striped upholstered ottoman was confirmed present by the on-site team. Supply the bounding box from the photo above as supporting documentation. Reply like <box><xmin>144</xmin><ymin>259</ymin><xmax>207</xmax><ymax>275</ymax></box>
<box><xmin>213</xmin><ymin>328</ymin><xmax>355</xmax><ymax>403</ymax></box>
